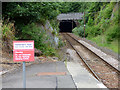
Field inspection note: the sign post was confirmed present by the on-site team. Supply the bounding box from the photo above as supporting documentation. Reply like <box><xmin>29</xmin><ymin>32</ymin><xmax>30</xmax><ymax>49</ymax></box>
<box><xmin>13</xmin><ymin>41</ymin><xmax>34</xmax><ymax>88</ymax></box>
<box><xmin>23</xmin><ymin>61</ymin><xmax>26</xmax><ymax>88</ymax></box>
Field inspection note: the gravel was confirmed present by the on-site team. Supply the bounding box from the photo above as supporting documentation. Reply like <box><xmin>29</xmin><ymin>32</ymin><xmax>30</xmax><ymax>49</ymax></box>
<box><xmin>64</xmin><ymin>33</ymin><xmax>119</xmax><ymax>88</ymax></box>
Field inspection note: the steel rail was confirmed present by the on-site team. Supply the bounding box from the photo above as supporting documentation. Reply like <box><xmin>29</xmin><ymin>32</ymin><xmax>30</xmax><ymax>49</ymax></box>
<box><xmin>63</xmin><ymin>33</ymin><xmax>101</xmax><ymax>81</ymax></box>
<box><xmin>67</xmin><ymin>33</ymin><xmax>120</xmax><ymax>73</ymax></box>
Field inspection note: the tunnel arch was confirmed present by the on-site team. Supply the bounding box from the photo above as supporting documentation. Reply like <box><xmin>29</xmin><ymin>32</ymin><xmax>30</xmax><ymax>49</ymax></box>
<box><xmin>59</xmin><ymin>20</ymin><xmax>77</xmax><ymax>33</ymax></box>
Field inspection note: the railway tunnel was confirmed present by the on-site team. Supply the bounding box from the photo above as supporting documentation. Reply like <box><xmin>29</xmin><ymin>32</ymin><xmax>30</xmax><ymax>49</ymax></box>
<box><xmin>57</xmin><ymin>13</ymin><xmax>83</xmax><ymax>33</ymax></box>
<box><xmin>59</xmin><ymin>20</ymin><xmax>76</xmax><ymax>33</ymax></box>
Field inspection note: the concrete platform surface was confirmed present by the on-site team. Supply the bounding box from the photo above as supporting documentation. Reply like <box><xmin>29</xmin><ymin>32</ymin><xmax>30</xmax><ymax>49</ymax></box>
<box><xmin>2</xmin><ymin>61</ymin><xmax>76</xmax><ymax>88</ymax></box>
<box><xmin>2</xmin><ymin>60</ymin><xmax>108</xmax><ymax>89</ymax></box>
<box><xmin>66</xmin><ymin>48</ymin><xmax>107</xmax><ymax>89</ymax></box>
<box><xmin>67</xmin><ymin>61</ymin><xmax>107</xmax><ymax>89</ymax></box>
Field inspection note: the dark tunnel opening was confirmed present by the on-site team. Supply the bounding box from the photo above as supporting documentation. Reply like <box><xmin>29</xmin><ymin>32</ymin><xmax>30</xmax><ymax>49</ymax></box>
<box><xmin>59</xmin><ymin>20</ymin><xmax>76</xmax><ymax>33</ymax></box>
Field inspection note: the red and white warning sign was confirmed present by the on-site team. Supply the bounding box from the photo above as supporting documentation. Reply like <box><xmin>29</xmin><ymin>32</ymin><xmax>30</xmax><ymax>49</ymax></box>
<box><xmin>13</xmin><ymin>41</ymin><xmax>34</xmax><ymax>62</ymax></box>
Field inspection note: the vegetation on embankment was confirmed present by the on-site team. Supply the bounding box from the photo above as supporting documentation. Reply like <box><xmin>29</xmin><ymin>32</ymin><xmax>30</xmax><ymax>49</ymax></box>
<box><xmin>2</xmin><ymin>2</ymin><xmax>119</xmax><ymax>56</ymax></box>
<box><xmin>2</xmin><ymin>20</ymin><xmax>16</xmax><ymax>53</ymax></box>
<box><xmin>2</xmin><ymin>2</ymin><xmax>90</xmax><ymax>56</ymax></box>
<box><xmin>2</xmin><ymin>2</ymin><xmax>63</xmax><ymax>56</ymax></box>
<box><xmin>72</xmin><ymin>2</ymin><xmax>119</xmax><ymax>53</ymax></box>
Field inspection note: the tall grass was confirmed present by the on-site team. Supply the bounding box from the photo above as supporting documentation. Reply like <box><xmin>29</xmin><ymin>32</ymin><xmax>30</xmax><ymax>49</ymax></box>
<box><xmin>2</xmin><ymin>19</ymin><xmax>15</xmax><ymax>53</ymax></box>
<box><xmin>21</xmin><ymin>23</ymin><xmax>57</xmax><ymax>56</ymax></box>
<box><xmin>89</xmin><ymin>35</ymin><xmax>118</xmax><ymax>53</ymax></box>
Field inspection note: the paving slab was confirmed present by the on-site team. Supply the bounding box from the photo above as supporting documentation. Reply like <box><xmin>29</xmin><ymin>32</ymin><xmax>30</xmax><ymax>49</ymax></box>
<box><xmin>66</xmin><ymin>61</ymin><xmax>107</xmax><ymax>89</ymax></box>
<box><xmin>66</xmin><ymin>48</ymin><xmax>108</xmax><ymax>89</ymax></box>
<box><xmin>2</xmin><ymin>58</ymin><xmax>108</xmax><ymax>89</ymax></box>
<box><xmin>2</xmin><ymin>61</ymin><xmax>76</xmax><ymax>88</ymax></box>
<box><xmin>57</xmin><ymin>75</ymin><xmax>76</xmax><ymax>88</ymax></box>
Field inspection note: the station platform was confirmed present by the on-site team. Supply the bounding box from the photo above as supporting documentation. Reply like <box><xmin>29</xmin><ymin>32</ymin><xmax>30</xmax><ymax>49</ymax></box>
<box><xmin>66</xmin><ymin>49</ymin><xmax>107</xmax><ymax>89</ymax></box>
<box><xmin>67</xmin><ymin>61</ymin><xmax>107</xmax><ymax>88</ymax></box>
<box><xmin>2</xmin><ymin>61</ymin><xmax>76</xmax><ymax>89</ymax></box>
<box><xmin>2</xmin><ymin>60</ymin><xmax>107</xmax><ymax>89</ymax></box>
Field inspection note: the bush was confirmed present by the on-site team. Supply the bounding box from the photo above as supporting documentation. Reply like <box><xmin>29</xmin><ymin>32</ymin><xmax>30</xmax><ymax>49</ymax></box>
<box><xmin>86</xmin><ymin>25</ymin><xmax>101</xmax><ymax>38</ymax></box>
<box><xmin>2</xmin><ymin>19</ymin><xmax>15</xmax><ymax>52</ymax></box>
<box><xmin>72</xmin><ymin>26</ymin><xmax>85</xmax><ymax>37</ymax></box>
<box><xmin>100</xmin><ymin>3</ymin><xmax>115</xmax><ymax>19</ymax></box>
<box><xmin>21</xmin><ymin>23</ymin><xmax>56</xmax><ymax>56</ymax></box>
<box><xmin>87</xmin><ymin>16</ymin><xmax>94</xmax><ymax>26</ymax></box>
<box><xmin>43</xmin><ymin>46</ymin><xmax>56</xmax><ymax>56</ymax></box>
<box><xmin>58</xmin><ymin>38</ymin><xmax>64</xmax><ymax>48</ymax></box>
<box><xmin>111</xmin><ymin>7</ymin><xmax>119</xmax><ymax>25</ymax></box>
<box><xmin>106</xmin><ymin>25</ymin><xmax>119</xmax><ymax>42</ymax></box>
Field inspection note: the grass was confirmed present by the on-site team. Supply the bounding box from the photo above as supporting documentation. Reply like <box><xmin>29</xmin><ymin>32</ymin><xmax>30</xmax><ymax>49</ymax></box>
<box><xmin>64</xmin><ymin>57</ymin><xmax>67</xmax><ymax>67</ymax></box>
<box><xmin>88</xmin><ymin>35</ymin><xmax>118</xmax><ymax>53</ymax></box>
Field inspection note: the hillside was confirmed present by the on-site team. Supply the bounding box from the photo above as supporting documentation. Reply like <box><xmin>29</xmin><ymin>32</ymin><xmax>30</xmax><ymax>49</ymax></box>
<box><xmin>2</xmin><ymin>2</ymin><xmax>119</xmax><ymax>55</ymax></box>
<box><xmin>72</xmin><ymin>2</ymin><xmax>119</xmax><ymax>54</ymax></box>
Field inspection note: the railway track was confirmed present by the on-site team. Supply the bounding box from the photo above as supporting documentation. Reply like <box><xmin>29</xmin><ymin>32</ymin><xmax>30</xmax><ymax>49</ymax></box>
<box><xmin>61</xmin><ymin>33</ymin><xmax>120</xmax><ymax>89</ymax></box>
<box><xmin>68</xmin><ymin>33</ymin><xmax>119</xmax><ymax>72</ymax></box>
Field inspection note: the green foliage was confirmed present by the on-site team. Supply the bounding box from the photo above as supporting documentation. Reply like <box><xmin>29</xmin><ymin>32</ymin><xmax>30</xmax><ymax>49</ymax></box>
<box><xmin>86</xmin><ymin>25</ymin><xmax>101</xmax><ymax>38</ymax></box>
<box><xmin>85</xmin><ymin>2</ymin><xmax>119</xmax><ymax>40</ymax></box>
<box><xmin>87</xmin><ymin>16</ymin><xmax>94</xmax><ymax>26</ymax></box>
<box><xmin>2</xmin><ymin>19</ymin><xmax>15</xmax><ymax>41</ymax></box>
<box><xmin>3</xmin><ymin>2</ymin><xmax>119</xmax><ymax>54</ymax></box>
<box><xmin>21</xmin><ymin>23</ymin><xmax>45</xmax><ymax>46</ymax></box>
<box><xmin>86</xmin><ymin>2</ymin><xmax>104</xmax><ymax>20</ymax></box>
<box><xmin>106</xmin><ymin>25</ymin><xmax>119</xmax><ymax>42</ymax></box>
<box><xmin>95</xmin><ymin>2</ymin><xmax>116</xmax><ymax>25</ymax></box>
<box><xmin>51</xmin><ymin>30</ymin><xmax>56</xmax><ymax>36</ymax></box>
<box><xmin>68</xmin><ymin>2</ymin><xmax>89</xmax><ymax>12</ymax></box>
<box><xmin>21</xmin><ymin>23</ymin><xmax>56</xmax><ymax>56</ymax></box>
<box><xmin>2</xmin><ymin>2</ymin><xmax>61</xmax><ymax>32</ymax></box>
<box><xmin>43</xmin><ymin>46</ymin><xmax>56</xmax><ymax>56</ymax></box>
<box><xmin>72</xmin><ymin>26</ymin><xmax>86</xmax><ymax>37</ymax></box>
<box><xmin>2</xmin><ymin>19</ymin><xmax>16</xmax><ymax>52</ymax></box>
<box><xmin>3</xmin><ymin>2</ymin><xmax>60</xmax><ymax>21</ymax></box>
<box><xmin>100</xmin><ymin>2</ymin><xmax>115</xmax><ymax>19</ymax></box>
<box><xmin>58</xmin><ymin>39</ymin><xmax>64</xmax><ymax>48</ymax></box>
<box><xmin>89</xmin><ymin>35</ymin><xmax>118</xmax><ymax>53</ymax></box>
<box><xmin>98</xmin><ymin>18</ymin><xmax>110</xmax><ymax>32</ymax></box>
<box><xmin>50</xmin><ymin>19</ymin><xmax>59</xmax><ymax>35</ymax></box>
<box><xmin>58</xmin><ymin>2</ymin><xmax>70</xmax><ymax>13</ymax></box>
<box><xmin>84</xmin><ymin>2</ymin><xmax>119</xmax><ymax>53</ymax></box>
<box><xmin>111</xmin><ymin>7</ymin><xmax>119</xmax><ymax>25</ymax></box>
<box><xmin>88</xmin><ymin>2</ymin><xmax>103</xmax><ymax>13</ymax></box>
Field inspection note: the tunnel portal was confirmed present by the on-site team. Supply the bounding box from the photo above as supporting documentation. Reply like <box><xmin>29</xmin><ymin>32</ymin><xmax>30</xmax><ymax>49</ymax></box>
<box><xmin>59</xmin><ymin>20</ymin><xmax>76</xmax><ymax>33</ymax></box>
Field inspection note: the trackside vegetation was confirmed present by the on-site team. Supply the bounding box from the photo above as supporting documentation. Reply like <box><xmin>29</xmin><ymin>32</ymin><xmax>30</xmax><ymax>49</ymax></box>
<box><xmin>2</xmin><ymin>2</ymin><xmax>119</xmax><ymax>56</ymax></box>
<box><xmin>72</xmin><ymin>2</ymin><xmax>119</xmax><ymax>53</ymax></box>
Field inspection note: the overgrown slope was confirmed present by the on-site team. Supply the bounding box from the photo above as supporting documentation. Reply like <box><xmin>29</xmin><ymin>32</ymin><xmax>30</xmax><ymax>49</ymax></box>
<box><xmin>73</xmin><ymin>2</ymin><xmax>119</xmax><ymax>53</ymax></box>
<box><xmin>2</xmin><ymin>2</ymin><xmax>119</xmax><ymax>55</ymax></box>
<box><xmin>2</xmin><ymin>2</ymin><xmax>64</xmax><ymax>56</ymax></box>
